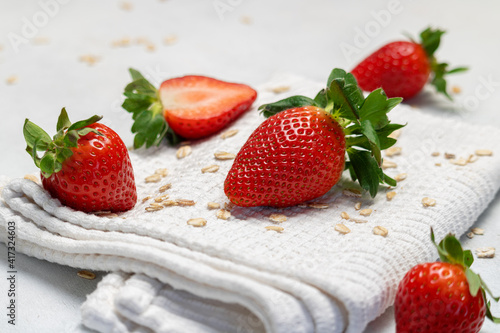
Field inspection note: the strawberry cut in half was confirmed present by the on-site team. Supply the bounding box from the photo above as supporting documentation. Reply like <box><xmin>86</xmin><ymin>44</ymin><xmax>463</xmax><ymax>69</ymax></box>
<box><xmin>23</xmin><ymin>108</ymin><xmax>137</xmax><ymax>213</ymax></box>
<box><xmin>224</xmin><ymin>68</ymin><xmax>404</xmax><ymax>207</ymax></box>
<box><xmin>394</xmin><ymin>229</ymin><xmax>500</xmax><ymax>333</ymax></box>
<box><xmin>352</xmin><ymin>27</ymin><xmax>468</xmax><ymax>100</ymax></box>
<box><xmin>122</xmin><ymin>69</ymin><xmax>257</xmax><ymax>148</ymax></box>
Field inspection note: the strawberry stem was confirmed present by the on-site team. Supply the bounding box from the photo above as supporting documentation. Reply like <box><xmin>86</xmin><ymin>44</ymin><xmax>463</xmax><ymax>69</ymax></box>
<box><xmin>430</xmin><ymin>228</ymin><xmax>500</xmax><ymax>323</ymax></box>
<box><xmin>23</xmin><ymin>108</ymin><xmax>102</xmax><ymax>178</ymax></box>
<box><xmin>258</xmin><ymin>68</ymin><xmax>404</xmax><ymax>197</ymax></box>
<box><xmin>418</xmin><ymin>27</ymin><xmax>469</xmax><ymax>100</ymax></box>
<box><xmin>122</xmin><ymin>68</ymin><xmax>181</xmax><ymax>149</ymax></box>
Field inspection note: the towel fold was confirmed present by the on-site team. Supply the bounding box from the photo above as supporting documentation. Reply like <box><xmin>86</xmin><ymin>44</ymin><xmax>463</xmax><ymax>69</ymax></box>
<box><xmin>2</xmin><ymin>74</ymin><xmax>500</xmax><ymax>333</ymax></box>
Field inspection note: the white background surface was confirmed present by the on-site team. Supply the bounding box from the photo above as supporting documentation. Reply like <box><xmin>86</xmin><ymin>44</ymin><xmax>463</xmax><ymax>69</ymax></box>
<box><xmin>0</xmin><ymin>0</ymin><xmax>499</xmax><ymax>332</ymax></box>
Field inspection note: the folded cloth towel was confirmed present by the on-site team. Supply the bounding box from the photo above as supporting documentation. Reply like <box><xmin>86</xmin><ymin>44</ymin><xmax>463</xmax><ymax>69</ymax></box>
<box><xmin>1</xmin><ymin>74</ymin><xmax>500</xmax><ymax>333</ymax></box>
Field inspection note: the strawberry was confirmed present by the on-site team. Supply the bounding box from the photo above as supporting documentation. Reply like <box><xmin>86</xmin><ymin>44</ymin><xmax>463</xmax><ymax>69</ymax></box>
<box><xmin>394</xmin><ymin>229</ymin><xmax>500</xmax><ymax>332</ymax></box>
<box><xmin>23</xmin><ymin>108</ymin><xmax>137</xmax><ymax>212</ymax></box>
<box><xmin>224</xmin><ymin>68</ymin><xmax>404</xmax><ymax>207</ymax></box>
<box><xmin>352</xmin><ymin>27</ymin><xmax>468</xmax><ymax>100</ymax></box>
<box><xmin>122</xmin><ymin>69</ymin><xmax>257</xmax><ymax>148</ymax></box>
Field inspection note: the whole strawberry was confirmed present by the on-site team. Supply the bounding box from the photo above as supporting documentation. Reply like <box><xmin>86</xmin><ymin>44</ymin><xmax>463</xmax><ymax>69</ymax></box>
<box><xmin>394</xmin><ymin>229</ymin><xmax>500</xmax><ymax>332</ymax></box>
<box><xmin>225</xmin><ymin>68</ymin><xmax>404</xmax><ymax>207</ymax></box>
<box><xmin>122</xmin><ymin>69</ymin><xmax>257</xmax><ymax>148</ymax></box>
<box><xmin>352</xmin><ymin>27</ymin><xmax>468</xmax><ymax>100</ymax></box>
<box><xmin>23</xmin><ymin>108</ymin><xmax>137</xmax><ymax>212</ymax></box>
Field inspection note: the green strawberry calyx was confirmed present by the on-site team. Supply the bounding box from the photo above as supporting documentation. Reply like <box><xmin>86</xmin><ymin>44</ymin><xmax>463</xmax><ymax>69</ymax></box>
<box><xmin>122</xmin><ymin>68</ymin><xmax>181</xmax><ymax>149</ymax></box>
<box><xmin>418</xmin><ymin>27</ymin><xmax>468</xmax><ymax>100</ymax></box>
<box><xmin>259</xmin><ymin>68</ymin><xmax>404</xmax><ymax>198</ymax></box>
<box><xmin>430</xmin><ymin>228</ymin><xmax>500</xmax><ymax>323</ymax></box>
<box><xmin>23</xmin><ymin>108</ymin><xmax>103</xmax><ymax>178</ymax></box>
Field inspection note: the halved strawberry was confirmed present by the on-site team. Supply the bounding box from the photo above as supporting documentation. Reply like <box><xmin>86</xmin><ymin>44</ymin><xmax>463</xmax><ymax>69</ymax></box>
<box><xmin>122</xmin><ymin>69</ymin><xmax>257</xmax><ymax>148</ymax></box>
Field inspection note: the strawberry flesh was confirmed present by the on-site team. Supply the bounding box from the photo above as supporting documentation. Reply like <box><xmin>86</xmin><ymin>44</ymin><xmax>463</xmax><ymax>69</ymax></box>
<box><xmin>159</xmin><ymin>75</ymin><xmax>257</xmax><ymax>139</ymax></box>
<box><xmin>41</xmin><ymin>123</ymin><xmax>137</xmax><ymax>212</ymax></box>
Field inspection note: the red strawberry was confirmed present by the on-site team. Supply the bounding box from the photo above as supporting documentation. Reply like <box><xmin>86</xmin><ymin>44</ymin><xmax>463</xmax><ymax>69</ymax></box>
<box><xmin>394</xmin><ymin>229</ymin><xmax>500</xmax><ymax>332</ymax></box>
<box><xmin>122</xmin><ymin>69</ymin><xmax>257</xmax><ymax>148</ymax></box>
<box><xmin>225</xmin><ymin>106</ymin><xmax>346</xmax><ymax>207</ymax></box>
<box><xmin>225</xmin><ymin>68</ymin><xmax>404</xmax><ymax>207</ymax></box>
<box><xmin>23</xmin><ymin>108</ymin><xmax>137</xmax><ymax>212</ymax></box>
<box><xmin>352</xmin><ymin>27</ymin><xmax>467</xmax><ymax>100</ymax></box>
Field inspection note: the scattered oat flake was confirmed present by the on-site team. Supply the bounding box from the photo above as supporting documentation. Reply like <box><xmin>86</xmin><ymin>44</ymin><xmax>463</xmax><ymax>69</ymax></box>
<box><xmin>340</xmin><ymin>211</ymin><xmax>349</xmax><ymax>220</ymax></box>
<box><xmin>187</xmin><ymin>218</ymin><xmax>207</xmax><ymax>227</ymax></box>
<box><xmin>270</xmin><ymin>86</ymin><xmax>291</xmax><ymax>94</ymax></box>
<box><xmin>334</xmin><ymin>224</ymin><xmax>351</xmax><ymax>234</ymax></box>
<box><xmin>343</xmin><ymin>188</ymin><xmax>362</xmax><ymax>198</ymax></box>
<box><xmin>154</xmin><ymin>194</ymin><xmax>170</xmax><ymax>203</ymax></box>
<box><xmin>466</xmin><ymin>232</ymin><xmax>475</xmax><ymax>239</ymax></box>
<box><xmin>471</xmin><ymin>227</ymin><xmax>484</xmax><ymax>235</ymax></box>
<box><xmin>422</xmin><ymin>197</ymin><xmax>436</xmax><ymax>207</ymax></box>
<box><xmin>176</xmin><ymin>145</ymin><xmax>192</xmax><ymax>159</ymax></box>
<box><xmin>33</xmin><ymin>36</ymin><xmax>50</xmax><ymax>45</ymax></box>
<box><xmin>145</xmin><ymin>174</ymin><xmax>162</xmax><ymax>183</ymax></box>
<box><xmin>163</xmin><ymin>200</ymin><xmax>178</xmax><ymax>207</ymax></box>
<box><xmin>308</xmin><ymin>203</ymin><xmax>329</xmax><ymax>209</ymax></box>
<box><xmin>382</xmin><ymin>160</ymin><xmax>397</xmax><ymax>169</ymax></box>
<box><xmin>176</xmin><ymin>199</ymin><xmax>195</xmax><ymax>206</ymax></box>
<box><xmin>214</xmin><ymin>151</ymin><xmax>236</xmax><ymax>160</ymax></box>
<box><xmin>349</xmin><ymin>217</ymin><xmax>368</xmax><ymax>224</ymax></box>
<box><xmin>120</xmin><ymin>1</ymin><xmax>133</xmax><ymax>10</ymax></box>
<box><xmin>394</xmin><ymin>173</ymin><xmax>407</xmax><ymax>182</ymax></box>
<box><xmin>207</xmin><ymin>202</ymin><xmax>220</xmax><ymax>209</ymax></box>
<box><xmin>216</xmin><ymin>209</ymin><xmax>231</xmax><ymax>220</ymax></box>
<box><xmin>385</xmin><ymin>147</ymin><xmax>402</xmax><ymax>157</ymax></box>
<box><xmin>386</xmin><ymin>191</ymin><xmax>396</xmax><ymax>201</ymax></box>
<box><xmin>444</xmin><ymin>153</ymin><xmax>455</xmax><ymax>159</ymax></box>
<box><xmin>451</xmin><ymin>158</ymin><xmax>468</xmax><ymax>166</ymax></box>
<box><xmin>111</xmin><ymin>37</ymin><xmax>131</xmax><ymax>47</ymax></box>
<box><xmin>141</xmin><ymin>196</ymin><xmax>151</xmax><ymax>203</ymax></box>
<box><xmin>146</xmin><ymin>43</ymin><xmax>156</xmax><ymax>52</ymax></box>
<box><xmin>354</xmin><ymin>202</ymin><xmax>362</xmax><ymax>210</ymax></box>
<box><xmin>6</xmin><ymin>75</ymin><xmax>18</xmax><ymax>85</ymax></box>
<box><xmin>145</xmin><ymin>206</ymin><xmax>163</xmax><ymax>212</ymax></box>
<box><xmin>159</xmin><ymin>183</ymin><xmax>172</xmax><ymax>193</ymax></box>
<box><xmin>94</xmin><ymin>211</ymin><xmax>118</xmax><ymax>218</ymax></box>
<box><xmin>451</xmin><ymin>85</ymin><xmax>462</xmax><ymax>94</ymax></box>
<box><xmin>388</xmin><ymin>129</ymin><xmax>402</xmax><ymax>139</ymax></box>
<box><xmin>79</xmin><ymin>54</ymin><xmax>99</xmax><ymax>66</ymax></box>
<box><xmin>155</xmin><ymin>168</ymin><xmax>168</xmax><ymax>177</ymax></box>
<box><xmin>265</xmin><ymin>225</ymin><xmax>284</xmax><ymax>233</ymax></box>
<box><xmin>373</xmin><ymin>226</ymin><xmax>388</xmax><ymax>237</ymax></box>
<box><xmin>467</xmin><ymin>154</ymin><xmax>478</xmax><ymax>163</ymax></box>
<box><xmin>269</xmin><ymin>213</ymin><xmax>287</xmax><ymax>223</ymax></box>
<box><xmin>240</xmin><ymin>16</ymin><xmax>252</xmax><ymax>24</ymax></box>
<box><xmin>435</xmin><ymin>163</ymin><xmax>442</xmax><ymax>167</ymax></box>
<box><xmin>201</xmin><ymin>165</ymin><xmax>219</xmax><ymax>173</ymax></box>
<box><xmin>220</xmin><ymin>129</ymin><xmax>238</xmax><ymax>139</ymax></box>
<box><xmin>77</xmin><ymin>270</ymin><xmax>96</xmax><ymax>280</ymax></box>
<box><xmin>163</xmin><ymin>35</ymin><xmax>178</xmax><ymax>45</ymax></box>
<box><xmin>296</xmin><ymin>203</ymin><xmax>308</xmax><ymax>208</ymax></box>
<box><xmin>475</xmin><ymin>247</ymin><xmax>495</xmax><ymax>258</ymax></box>
<box><xmin>359</xmin><ymin>208</ymin><xmax>372</xmax><ymax>217</ymax></box>
<box><xmin>475</xmin><ymin>149</ymin><xmax>493</xmax><ymax>157</ymax></box>
<box><xmin>24</xmin><ymin>174</ymin><xmax>39</xmax><ymax>183</ymax></box>
<box><xmin>431</xmin><ymin>152</ymin><xmax>440</xmax><ymax>157</ymax></box>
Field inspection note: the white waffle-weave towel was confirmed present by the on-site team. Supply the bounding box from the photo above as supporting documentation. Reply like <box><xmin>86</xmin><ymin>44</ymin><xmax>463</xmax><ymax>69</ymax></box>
<box><xmin>1</xmin><ymin>74</ymin><xmax>500</xmax><ymax>333</ymax></box>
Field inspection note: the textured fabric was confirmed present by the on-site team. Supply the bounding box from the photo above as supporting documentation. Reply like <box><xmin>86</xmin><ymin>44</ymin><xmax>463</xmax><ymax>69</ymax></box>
<box><xmin>1</xmin><ymin>75</ymin><xmax>500</xmax><ymax>333</ymax></box>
